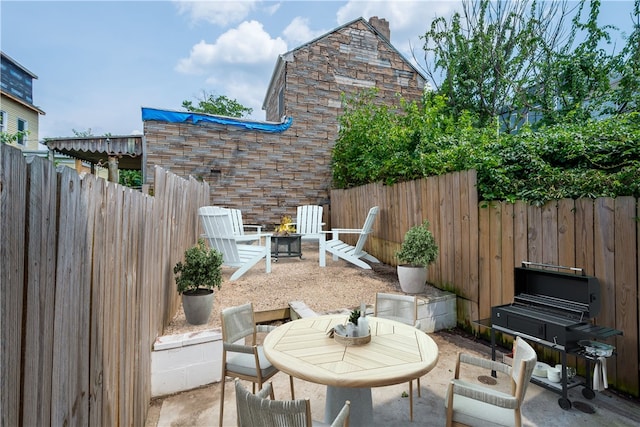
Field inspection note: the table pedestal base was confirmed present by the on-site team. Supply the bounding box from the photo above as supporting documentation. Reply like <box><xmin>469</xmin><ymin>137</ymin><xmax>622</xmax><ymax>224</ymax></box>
<box><xmin>325</xmin><ymin>386</ymin><xmax>372</xmax><ymax>427</ymax></box>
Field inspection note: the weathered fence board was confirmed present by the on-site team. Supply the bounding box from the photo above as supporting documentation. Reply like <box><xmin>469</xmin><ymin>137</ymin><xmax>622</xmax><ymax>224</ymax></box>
<box><xmin>22</xmin><ymin>156</ymin><xmax>57</xmax><ymax>427</ymax></box>
<box><xmin>1</xmin><ymin>146</ymin><xmax>27</xmax><ymax>427</ymax></box>
<box><xmin>478</xmin><ymin>204</ymin><xmax>491</xmax><ymax>321</ymax></box>
<box><xmin>89</xmin><ymin>175</ymin><xmax>106</xmax><ymax>427</ymax></box>
<box><xmin>613</xmin><ymin>197</ymin><xmax>638</xmax><ymax>393</ymax></box>
<box><xmin>501</xmin><ymin>202</ymin><xmax>514</xmax><ymax>304</ymax></box>
<box><xmin>1</xmin><ymin>144</ymin><xmax>209</xmax><ymax>426</ymax></box>
<box><xmin>557</xmin><ymin>199</ymin><xmax>576</xmax><ymax>269</ymax></box>
<box><xmin>513</xmin><ymin>201</ymin><xmax>528</xmax><ymax>269</ymax></box>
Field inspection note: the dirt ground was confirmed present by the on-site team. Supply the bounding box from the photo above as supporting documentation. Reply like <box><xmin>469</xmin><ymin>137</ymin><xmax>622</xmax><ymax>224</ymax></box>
<box><xmin>164</xmin><ymin>242</ymin><xmax>403</xmax><ymax>335</ymax></box>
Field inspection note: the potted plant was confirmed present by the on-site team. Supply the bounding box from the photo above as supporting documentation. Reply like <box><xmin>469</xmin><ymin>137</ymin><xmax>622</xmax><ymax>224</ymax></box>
<box><xmin>396</xmin><ymin>220</ymin><xmax>439</xmax><ymax>294</ymax></box>
<box><xmin>174</xmin><ymin>238</ymin><xmax>224</xmax><ymax>325</ymax></box>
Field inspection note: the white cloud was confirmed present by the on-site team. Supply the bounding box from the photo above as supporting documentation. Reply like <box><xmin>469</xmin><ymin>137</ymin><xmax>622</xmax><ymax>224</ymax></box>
<box><xmin>204</xmin><ymin>74</ymin><xmax>269</xmax><ymax>118</ymax></box>
<box><xmin>174</xmin><ymin>0</ymin><xmax>257</xmax><ymax>27</ymax></box>
<box><xmin>282</xmin><ymin>16</ymin><xmax>328</xmax><ymax>46</ymax></box>
<box><xmin>175</xmin><ymin>19</ymin><xmax>289</xmax><ymax>120</ymax></box>
<box><xmin>336</xmin><ymin>0</ymin><xmax>458</xmax><ymax>43</ymax></box>
<box><xmin>262</xmin><ymin>1</ymin><xmax>281</xmax><ymax>16</ymax></box>
<box><xmin>176</xmin><ymin>20</ymin><xmax>287</xmax><ymax>74</ymax></box>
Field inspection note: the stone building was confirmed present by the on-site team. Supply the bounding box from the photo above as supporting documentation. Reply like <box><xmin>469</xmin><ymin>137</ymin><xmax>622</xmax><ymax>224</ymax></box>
<box><xmin>143</xmin><ymin>17</ymin><xmax>426</xmax><ymax>227</ymax></box>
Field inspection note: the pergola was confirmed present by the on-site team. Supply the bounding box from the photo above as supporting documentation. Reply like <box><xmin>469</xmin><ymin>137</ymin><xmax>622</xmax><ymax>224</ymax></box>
<box><xmin>45</xmin><ymin>135</ymin><xmax>143</xmax><ymax>182</ymax></box>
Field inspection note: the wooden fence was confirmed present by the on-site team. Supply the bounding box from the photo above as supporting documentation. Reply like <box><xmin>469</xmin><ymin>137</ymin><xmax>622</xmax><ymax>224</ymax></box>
<box><xmin>330</xmin><ymin>170</ymin><xmax>639</xmax><ymax>397</ymax></box>
<box><xmin>0</xmin><ymin>144</ymin><xmax>209</xmax><ymax>426</ymax></box>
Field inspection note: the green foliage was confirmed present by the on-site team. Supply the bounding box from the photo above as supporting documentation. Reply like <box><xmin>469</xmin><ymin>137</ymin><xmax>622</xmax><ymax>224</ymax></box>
<box><xmin>119</xmin><ymin>170</ymin><xmax>142</xmax><ymax>188</ymax></box>
<box><xmin>333</xmin><ymin>88</ymin><xmax>640</xmax><ymax>205</ymax></box>
<box><xmin>396</xmin><ymin>220</ymin><xmax>439</xmax><ymax>268</ymax></box>
<box><xmin>182</xmin><ymin>90</ymin><xmax>253</xmax><ymax>118</ymax></box>
<box><xmin>349</xmin><ymin>308</ymin><xmax>361</xmax><ymax>325</ymax></box>
<box><xmin>1</xmin><ymin>130</ymin><xmax>28</xmax><ymax>145</ymax></box>
<box><xmin>472</xmin><ymin>113</ymin><xmax>640</xmax><ymax>204</ymax></box>
<box><xmin>421</xmin><ymin>0</ymin><xmax>577</xmax><ymax>131</ymax></box>
<box><xmin>332</xmin><ymin>89</ymin><xmax>473</xmax><ymax>188</ymax></box>
<box><xmin>420</xmin><ymin>0</ymin><xmax>639</xmax><ymax>131</ymax></box>
<box><xmin>535</xmin><ymin>0</ymin><xmax>618</xmax><ymax>126</ymax></box>
<box><xmin>332</xmin><ymin>1</ymin><xmax>640</xmax><ymax>203</ymax></box>
<box><xmin>608</xmin><ymin>0</ymin><xmax>640</xmax><ymax>114</ymax></box>
<box><xmin>173</xmin><ymin>239</ymin><xmax>223</xmax><ymax>294</ymax></box>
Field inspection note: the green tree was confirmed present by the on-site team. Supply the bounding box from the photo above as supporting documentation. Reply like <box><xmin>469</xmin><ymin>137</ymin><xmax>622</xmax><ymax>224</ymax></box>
<box><xmin>608</xmin><ymin>0</ymin><xmax>640</xmax><ymax>114</ymax></box>
<box><xmin>536</xmin><ymin>0</ymin><xmax>619</xmax><ymax>125</ymax></box>
<box><xmin>419</xmin><ymin>0</ymin><xmax>636</xmax><ymax>130</ymax></box>
<box><xmin>421</xmin><ymin>0</ymin><xmax>577</xmax><ymax>131</ymax></box>
<box><xmin>182</xmin><ymin>91</ymin><xmax>253</xmax><ymax>118</ymax></box>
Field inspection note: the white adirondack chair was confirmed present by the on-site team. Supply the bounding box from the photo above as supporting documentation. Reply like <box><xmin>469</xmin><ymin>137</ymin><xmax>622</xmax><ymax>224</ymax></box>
<box><xmin>198</xmin><ymin>206</ymin><xmax>272</xmax><ymax>281</ymax></box>
<box><xmin>320</xmin><ymin>206</ymin><xmax>380</xmax><ymax>269</ymax></box>
<box><xmin>227</xmin><ymin>208</ymin><xmax>263</xmax><ymax>243</ymax></box>
<box><xmin>292</xmin><ymin>205</ymin><xmax>324</xmax><ymax>242</ymax></box>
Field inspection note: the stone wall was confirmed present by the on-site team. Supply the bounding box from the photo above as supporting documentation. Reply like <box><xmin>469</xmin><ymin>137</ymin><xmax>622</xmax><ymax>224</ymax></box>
<box><xmin>143</xmin><ymin>119</ymin><xmax>322</xmax><ymax>227</ymax></box>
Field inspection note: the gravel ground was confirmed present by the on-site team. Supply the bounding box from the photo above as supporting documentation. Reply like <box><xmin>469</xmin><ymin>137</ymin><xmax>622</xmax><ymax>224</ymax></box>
<box><xmin>164</xmin><ymin>242</ymin><xmax>402</xmax><ymax>335</ymax></box>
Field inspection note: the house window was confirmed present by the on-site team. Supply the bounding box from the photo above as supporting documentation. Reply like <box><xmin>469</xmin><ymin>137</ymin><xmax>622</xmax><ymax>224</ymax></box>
<box><xmin>278</xmin><ymin>87</ymin><xmax>285</xmax><ymax>119</ymax></box>
<box><xmin>0</xmin><ymin>110</ymin><xmax>6</xmax><ymax>133</ymax></box>
<box><xmin>17</xmin><ymin>118</ymin><xmax>27</xmax><ymax>145</ymax></box>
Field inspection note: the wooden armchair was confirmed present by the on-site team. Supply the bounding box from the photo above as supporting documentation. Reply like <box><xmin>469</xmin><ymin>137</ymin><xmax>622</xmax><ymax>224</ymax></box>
<box><xmin>219</xmin><ymin>303</ymin><xmax>294</xmax><ymax>427</ymax></box>
<box><xmin>445</xmin><ymin>336</ymin><xmax>537</xmax><ymax>427</ymax></box>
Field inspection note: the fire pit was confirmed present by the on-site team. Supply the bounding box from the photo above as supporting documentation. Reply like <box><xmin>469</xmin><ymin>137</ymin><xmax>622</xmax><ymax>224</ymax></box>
<box><xmin>271</xmin><ymin>234</ymin><xmax>302</xmax><ymax>261</ymax></box>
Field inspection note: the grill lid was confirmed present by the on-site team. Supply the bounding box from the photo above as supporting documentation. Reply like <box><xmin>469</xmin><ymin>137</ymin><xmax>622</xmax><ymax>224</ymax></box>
<box><xmin>515</xmin><ymin>262</ymin><xmax>601</xmax><ymax>318</ymax></box>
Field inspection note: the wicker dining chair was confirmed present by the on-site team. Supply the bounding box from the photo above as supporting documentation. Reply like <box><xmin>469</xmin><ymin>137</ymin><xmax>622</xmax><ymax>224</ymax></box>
<box><xmin>219</xmin><ymin>303</ymin><xmax>294</xmax><ymax>427</ymax></box>
<box><xmin>374</xmin><ymin>292</ymin><xmax>421</xmax><ymax>421</ymax></box>
<box><xmin>235</xmin><ymin>378</ymin><xmax>350</xmax><ymax>427</ymax></box>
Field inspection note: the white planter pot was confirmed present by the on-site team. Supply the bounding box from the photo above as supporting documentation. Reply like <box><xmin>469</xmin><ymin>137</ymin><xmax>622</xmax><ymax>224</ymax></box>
<box><xmin>182</xmin><ymin>289</ymin><xmax>215</xmax><ymax>325</ymax></box>
<box><xmin>397</xmin><ymin>265</ymin><xmax>427</xmax><ymax>294</ymax></box>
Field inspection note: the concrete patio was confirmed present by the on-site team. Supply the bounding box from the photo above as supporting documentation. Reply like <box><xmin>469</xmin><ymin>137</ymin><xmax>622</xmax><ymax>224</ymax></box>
<box><xmin>145</xmin><ymin>328</ymin><xmax>639</xmax><ymax>427</ymax></box>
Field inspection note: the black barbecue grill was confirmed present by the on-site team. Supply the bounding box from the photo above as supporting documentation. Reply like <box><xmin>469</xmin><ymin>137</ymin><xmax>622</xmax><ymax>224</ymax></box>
<box><xmin>488</xmin><ymin>262</ymin><xmax>622</xmax><ymax>410</ymax></box>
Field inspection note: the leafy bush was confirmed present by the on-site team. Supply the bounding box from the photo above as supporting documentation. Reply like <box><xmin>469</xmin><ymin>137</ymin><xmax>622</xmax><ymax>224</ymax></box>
<box><xmin>333</xmin><ymin>90</ymin><xmax>640</xmax><ymax>205</ymax></box>
<box><xmin>174</xmin><ymin>239</ymin><xmax>223</xmax><ymax>294</ymax></box>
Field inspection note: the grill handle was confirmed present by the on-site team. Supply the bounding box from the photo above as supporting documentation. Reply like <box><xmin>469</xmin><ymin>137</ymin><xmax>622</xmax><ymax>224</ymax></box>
<box><xmin>521</xmin><ymin>261</ymin><xmax>585</xmax><ymax>276</ymax></box>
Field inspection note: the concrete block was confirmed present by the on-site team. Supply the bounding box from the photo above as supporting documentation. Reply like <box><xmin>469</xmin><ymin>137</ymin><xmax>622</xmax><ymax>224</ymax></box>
<box><xmin>289</xmin><ymin>301</ymin><xmax>318</xmax><ymax>319</ymax></box>
<box><xmin>151</xmin><ymin>329</ymin><xmax>223</xmax><ymax>397</ymax></box>
<box><xmin>416</xmin><ymin>287</ymin><xmax>457</xmax><ymax>333</ymax></box>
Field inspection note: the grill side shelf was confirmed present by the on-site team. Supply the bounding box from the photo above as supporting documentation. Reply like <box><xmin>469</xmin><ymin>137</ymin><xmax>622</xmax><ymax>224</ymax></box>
<box><xmin>568</xmin><ymin>323</ymin><xmax>623</xmax><ymax>339</ymax></box>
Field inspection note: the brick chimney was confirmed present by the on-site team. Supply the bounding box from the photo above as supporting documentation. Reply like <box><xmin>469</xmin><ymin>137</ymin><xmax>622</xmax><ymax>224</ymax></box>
<box><xmin>368</xmin><ymin>16</ymin><xmax>390</xmax><ymax>40</ymax></box>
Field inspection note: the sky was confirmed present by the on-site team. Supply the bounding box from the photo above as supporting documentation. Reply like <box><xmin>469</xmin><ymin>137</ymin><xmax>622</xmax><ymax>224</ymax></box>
<box><xmin>1</xmin><ymin>0</ymin><xmax>636</xmax><ymax>141</ymax></box>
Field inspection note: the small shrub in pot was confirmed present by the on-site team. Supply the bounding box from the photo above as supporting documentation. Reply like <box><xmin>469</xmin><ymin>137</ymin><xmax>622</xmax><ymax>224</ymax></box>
<box><xmin>396</xmin><ymin>220</ymin><xmax>438</xmax><ymax>293</ymax></box>
<box><xmin>396</xmin><ymin>220</ymin><xmax>438</xmax><ymax>268</ymax></box>
<box><xmin>174</xmin><ymin>238</ymin><xmax>223</xmax><ymax>324</ymax></box>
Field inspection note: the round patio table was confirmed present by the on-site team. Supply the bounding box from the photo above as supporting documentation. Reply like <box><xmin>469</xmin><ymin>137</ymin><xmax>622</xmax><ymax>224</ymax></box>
<box><xmin>263</xmin><ymin>314</ymin><xmax>439</xmax><ymax>426</ymax></box>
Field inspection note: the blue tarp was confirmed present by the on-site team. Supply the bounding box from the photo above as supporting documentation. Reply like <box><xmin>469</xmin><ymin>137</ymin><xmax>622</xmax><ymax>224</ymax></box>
<box><xmin>141</xmin><ymin>107</ymin><xmax>293</xmax><ymax>133</ymax></box>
